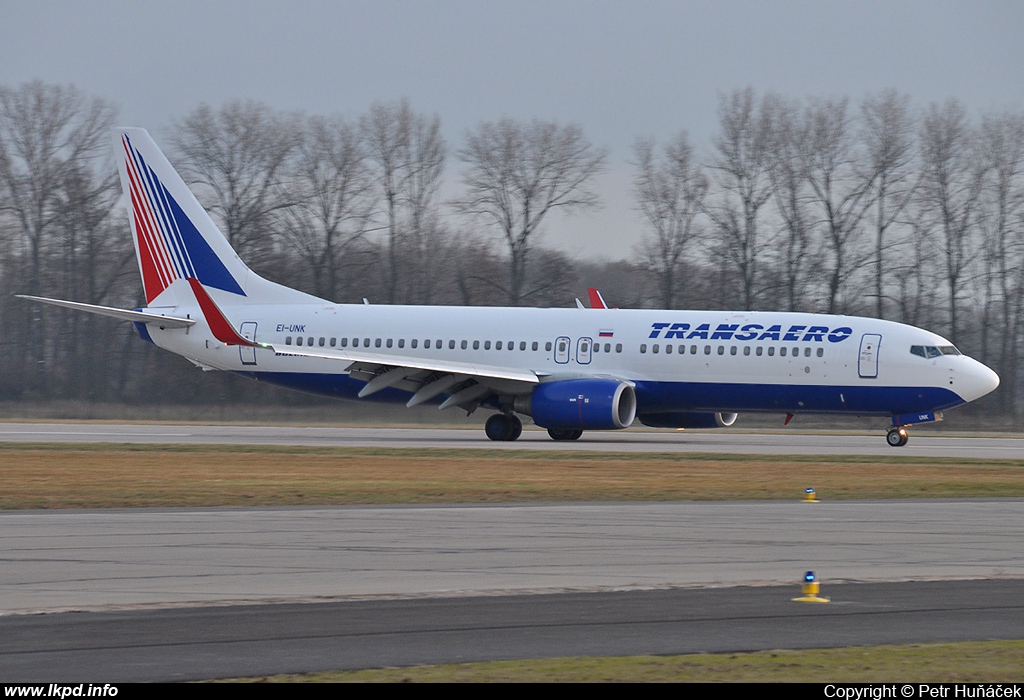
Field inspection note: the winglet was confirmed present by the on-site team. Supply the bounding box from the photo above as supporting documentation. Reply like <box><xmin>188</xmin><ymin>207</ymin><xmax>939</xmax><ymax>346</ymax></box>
<box><xmin>186</xmin><ymin>278</ymin><xmax>257</xmax><ymax>346</ymax></box>
<box><xmin>587</xmin><ymin>288</ymin><xmax>608</xmax><ymax>309</ymax></box>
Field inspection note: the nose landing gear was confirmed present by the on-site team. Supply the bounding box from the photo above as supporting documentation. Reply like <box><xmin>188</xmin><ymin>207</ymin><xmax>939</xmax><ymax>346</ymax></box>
<box><xmin>886</xmin><ymin>426</ymin><xmax>909</xmax><ymax>447</ymax></box>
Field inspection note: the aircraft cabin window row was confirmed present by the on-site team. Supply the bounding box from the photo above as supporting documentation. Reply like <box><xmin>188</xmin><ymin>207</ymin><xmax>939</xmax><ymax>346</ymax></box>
<box><xmin>280</xmin><ymin>336</ymin><xmax>625</xmax><ymax>354</ymax></box>
<box><xmin>639</xmin><ymin>343</ymin><xmax>825</xmax><ymax>358</ymax></box>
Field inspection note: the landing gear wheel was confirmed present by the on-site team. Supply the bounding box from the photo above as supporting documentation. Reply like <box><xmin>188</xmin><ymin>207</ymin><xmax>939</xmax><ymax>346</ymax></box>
<box><xmin>886</xmin><ymin>427</ymin><xmax>909</xmax><ymax>447</ymax></box>
<box><xmin>547</xmin><ymin>428</ymin><xmax>583</xmax><ymax>441</ymax></box>
<box><xmin>507</xmin><ymin>415</ymin><xmax>522</xmax><ymax>441</ymax></box>
<box><xmin>485</xmin><ymin>414</ymin><xmax>523</xmax><ymax>441</ymax></box>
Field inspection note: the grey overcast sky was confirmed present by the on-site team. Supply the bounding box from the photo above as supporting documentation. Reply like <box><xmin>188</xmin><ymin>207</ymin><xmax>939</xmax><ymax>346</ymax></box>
<box><xmin>3</xmin><ymin>0</ymin><xmax>1024</xmax><ymax>260</ymax></box>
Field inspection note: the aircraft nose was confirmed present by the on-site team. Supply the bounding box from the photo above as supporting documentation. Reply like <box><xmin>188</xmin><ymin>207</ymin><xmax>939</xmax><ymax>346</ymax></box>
<box><xmin>960</xmin><ymin>359</ymin><xmax>1000</xmax><ymax>403</ymax></box>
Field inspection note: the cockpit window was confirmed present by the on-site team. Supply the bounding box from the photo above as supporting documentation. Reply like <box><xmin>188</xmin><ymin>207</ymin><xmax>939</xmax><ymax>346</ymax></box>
<box><xmin>911</xmin><ymin>345</ymin><xmax>957</xmax><ymax>359</ymax></box>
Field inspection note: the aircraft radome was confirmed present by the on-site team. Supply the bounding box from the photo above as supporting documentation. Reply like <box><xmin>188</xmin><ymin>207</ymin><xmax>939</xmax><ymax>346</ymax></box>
<box><xmin>18</xmin><ymin>129</ymin><xmax>1000</xmax><ymax>447</ymax></box>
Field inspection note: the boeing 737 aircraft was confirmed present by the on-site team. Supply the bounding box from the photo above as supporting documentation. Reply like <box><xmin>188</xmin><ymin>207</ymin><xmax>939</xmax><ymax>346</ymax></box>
<box><xmin>19</xmin><ymin>129</ymin><xmax>1000</xmax><ymax>446</ymax></box>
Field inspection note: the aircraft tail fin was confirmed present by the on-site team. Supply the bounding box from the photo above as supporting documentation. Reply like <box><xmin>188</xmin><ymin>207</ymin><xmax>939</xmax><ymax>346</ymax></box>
<box><xmin>114</xmin><ymin>128</ymin><xmax>322</xmax><ymax>306</ymax></box>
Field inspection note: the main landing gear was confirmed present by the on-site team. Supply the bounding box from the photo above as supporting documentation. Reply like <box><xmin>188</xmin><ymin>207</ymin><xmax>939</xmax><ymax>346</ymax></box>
<box><xmin>886</xmin><ymin>426</ymin><xmax>909</xmax><ymax>447</ymax></box>
<box><xmin>485</xmin><ymin>413</ymin><xmax>523</xmax><ymax>441</ymax></box>
<box><xmin>547</xmin><ymin>428</ymin><xmax>583</xmax><ymax>441</ymax></box>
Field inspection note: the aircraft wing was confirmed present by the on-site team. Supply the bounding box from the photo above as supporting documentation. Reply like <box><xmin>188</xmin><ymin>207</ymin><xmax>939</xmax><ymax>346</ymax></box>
<box><xmin>259</xmin><ymin>342</ymin><xmax>540</xmax><ymax>410</ymax></box>
<box><xmin>15</xmin><ymin>295</ymin><xmax>195</xmax><ymax>329</ymax></box>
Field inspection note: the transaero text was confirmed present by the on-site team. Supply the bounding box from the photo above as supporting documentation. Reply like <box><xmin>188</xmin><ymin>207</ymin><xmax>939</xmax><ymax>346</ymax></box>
<box><xmin>649</xmin><ymin>322</ymin><xmax>853</xmax><ymax>342</ymax></box>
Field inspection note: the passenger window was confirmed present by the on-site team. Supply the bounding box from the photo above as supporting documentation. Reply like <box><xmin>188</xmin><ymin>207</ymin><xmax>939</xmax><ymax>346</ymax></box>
<box><xmin>690</xmin><ymin>345</ymin><xmax>697</xmax><ymax>354</ymax></box>
<box><xmin>398</xmin><ymin>339</ymin><xmax>404</xmax><ymax>348</ymax></box>
<box><xmin>743</xmin><ymin>346</ymin><xmax>750</xmax><ymax>356</ymax></box>
<box><xmin>330</xmin><ymin>338</ymin><xmax>337</xmax><ymax>347</ymax></box>
<box><xmin>363</xmin><ymin>338</ymin><xmax>370</xmax><ymax>348</ymax></box>
<box><xmin>308</xmin><ymin>337</ymin><xmax>314</xmax><ymax>346</ymax></box>
<box><xmin>704</xmin><ymin>345</ymin><xmax>711</xmax><ymax>355</ymax></box>
<box><xmin>497</xmin><ymin>341</ymin><xmax>503</xmax><ymax>350</ymax></box>
<box><xmin>449</xmin><ymin>340</ymin><xmax>456</xmax><ymax>349</ymax></box>
<box><xmin>425</xmin><ymin>339</ymin><xmax>431</xmax><ymax>349</ymax></box>
<box><xmin>375</xmin><ymin>338</ymin><xmax>382</xmax><ymax>348</ymax></box>
<box><xmin>411</xmin><ymin>339</ymin><xmax>418</xmax><ymax>349</ymax></box>
<box><xmin>817</xmin><ymin>347</ymin><xmax>823</xmax><ymax>357</ymax></box>
<box><xmin>387</xmin><ymin>339</ymin><xmax>393</xmax><ymax>348</ymax></box>
<box><xmin>804</xmin><ymin>347</ymin><xmax>811</xmax><ymax>357</ymax></box>
<box><xmin>340</xmin><ymin>338</ymin><xmax>348</xmax><ymax>348</ymax></box>
<box><xmin>678</xmin><ymin>345</ymin><xmax>684</xmax><ymax>354</ymax></box>
<box><xmin>756</xmin><ymin>346</ymin><xmax>763</xmax><ymax>356</ymax></box>
<box><xmin>615</xmin><ymin>344</ymin><xmax>622</xmax><ymax>353</ymax></box>
<box><xmin>665</xmin><ymin>344</ymin><xmax>672</xmax><ymax>354</ymax></box>
<box><xmin>780</xmin><ymin>347</ymin><xmax>787</xmax><ymax>357</ymax></box>
<box><xmin>285</xmin><ymin>336</ymin><xmax>292</xmax><ymax>345</ymax></box>
<box><xmin>533</xmin><ymin>342</ymin><xmax>539</xmax><ymax>351</ymax></box>
<box><xmin>730</xmin><ymin>346</ymin><xmax>737</xmax><ymax>355</ymax></box>
<box><xmin>296</xmin><ymin>337</ymin><xmax>303</xmax><ymax>346</ymax></box>
<box><xmin>520</xmin><ymin>341</ymin><xmax>526</xmax><ymax>351</ymax></box>
<box><xmin>461</xmin><ymin>340</ymin><xmax>468</xmax><ymax>349</ymax></box>
<box><xmin>319</xmin><ymin>337</ymin><xmax>325</xmax><ymax>347</ymax></box>
<box><xmin>652</xmin><ymin>344</ymin><xmax>659</xmax><ymax>354</ymax></box>
<box><xmin>546</xmin><ymin>342</ymin><xmax>553</xmax><ymax>351</ymax></box>
<box><xmin>717</xmin><ymin>345</ymin><xmax>725</xmax><ymax>355</ymax></box>
<box><xmin>508</xmin><ymin>341</ymin><xmax>514</xmax><ymax>351</ymax></box>
<box><xmin>473</xmin><ymin>340</ymin><xmax>480</xmax><ymax>350</ymax></box>
<box><xmin>640</xmin><ymin>344</ymin><xmax>647</xmax><ymax>354</ymax></box>
<box><xmin>768</xmin><ymin>347</ymin><xmax>775</xmax><ymax>356</ymax></box>
<box><xmin>485</xmin><ymin>341</ymin><xmax>492</xmax><ymax>350</ymax></box>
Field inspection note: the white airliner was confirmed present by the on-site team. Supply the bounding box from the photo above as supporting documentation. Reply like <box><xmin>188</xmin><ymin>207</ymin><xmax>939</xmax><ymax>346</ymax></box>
<box><xmin>19</xmin><ymin>129</ymin><xmax>1000</xmax><ymax>446</ymax></box>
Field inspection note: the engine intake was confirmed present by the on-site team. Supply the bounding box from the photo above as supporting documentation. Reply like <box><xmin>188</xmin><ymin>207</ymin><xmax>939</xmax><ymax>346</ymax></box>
<box><xmin>515</xmin><ymin>378</ymin><xmax>636</xmax><ymax>430</ymax></box>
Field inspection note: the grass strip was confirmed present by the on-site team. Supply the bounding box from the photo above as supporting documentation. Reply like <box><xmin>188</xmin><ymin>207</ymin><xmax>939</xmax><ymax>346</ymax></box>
<box><xmin>216</xmin><ymin>640</ymin><xmax>1024</xmax><ymax>682</ymax></box>
<box><xmin>2</xmin><ymin>443</ymin><xmax>1023</xmax><ymax>509</ymax></box>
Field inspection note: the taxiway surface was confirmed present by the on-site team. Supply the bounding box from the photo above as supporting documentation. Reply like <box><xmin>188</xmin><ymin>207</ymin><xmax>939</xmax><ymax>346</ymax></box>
<box><xmin>1</xmin><ymin>422</ymin><xmax>1022</xmax><ymax>458</ymax></box>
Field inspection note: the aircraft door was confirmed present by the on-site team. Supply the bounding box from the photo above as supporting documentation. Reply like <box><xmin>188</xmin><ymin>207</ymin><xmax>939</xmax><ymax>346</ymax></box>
<box><xmin>239</xmin><ymin>322</ymin><xmax>257</xmax><ymax>365</ymax></box>
<box><xmin>576</xmin><ymin>337</ymin><xmax>592</xmax><ymax>365</ymax></box>
<box><xmin>858</xmin><ymin>333</ymin><xmax>881</xmax><ymax>378</ymax></box>
<box><xmin>554</xmin><ymin>336</ymin><xmax>570</xmax><ymax>364</ymax></box>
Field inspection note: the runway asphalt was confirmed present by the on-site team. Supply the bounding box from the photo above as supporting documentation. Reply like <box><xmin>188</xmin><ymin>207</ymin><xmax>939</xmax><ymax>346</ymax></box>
<box><xmin>2</xmin><ymin>500</ymin><xmax>1022</xmax><ymax>680</ymax></box>
<box><xmin>1</xmin><ymin>424</ymin><xmax>1021</xmax><ymax>681</ymax></box>
<box><xmin>1</xmin><ymin>422</ymin><xmax>1022</xmax><ymax>458</ymax></box>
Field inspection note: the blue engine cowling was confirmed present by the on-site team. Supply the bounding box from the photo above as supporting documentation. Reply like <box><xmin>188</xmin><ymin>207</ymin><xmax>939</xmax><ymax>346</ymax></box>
<box><xmin>637</xmin><ymin>411</ymin><xmax>739</xmax><ymax>429</ymax></box>
<box><xmin>516</xmin><ymin>378</ymin><xmax>637</xmax><ymax>430</ymax></box>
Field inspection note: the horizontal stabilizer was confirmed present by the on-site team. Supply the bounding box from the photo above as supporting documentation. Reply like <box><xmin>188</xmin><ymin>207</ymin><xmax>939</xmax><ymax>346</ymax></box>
<box><xmin>15</xmin><ymin>295</ymin><xmax>195</xmax><ymax>328</ymax></box>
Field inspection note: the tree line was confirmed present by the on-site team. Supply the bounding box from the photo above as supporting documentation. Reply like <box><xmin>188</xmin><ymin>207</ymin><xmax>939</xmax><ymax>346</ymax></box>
<box><xmin>1</xmin><ymin>80</ymin><xmax>1021</xmax><ymax>419</ymax></box>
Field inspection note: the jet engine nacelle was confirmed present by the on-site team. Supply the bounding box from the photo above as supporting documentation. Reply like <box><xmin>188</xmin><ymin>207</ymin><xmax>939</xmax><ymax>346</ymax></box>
<box><xmin>637</xmin><ymin>411</ymin><xmax>739</xmax><ymax>429</ymax></box>
<box><xmin>515</xmin><ymin>378</ymin><xmax>636</xmax><ymax>430</ymax></box>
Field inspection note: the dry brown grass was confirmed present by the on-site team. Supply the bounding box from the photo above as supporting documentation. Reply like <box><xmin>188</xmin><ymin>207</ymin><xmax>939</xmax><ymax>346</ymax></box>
<box><xmin>2</xmin><ymin>443</ymin><xmax>1022</xmax><ymax>509</ymax></box>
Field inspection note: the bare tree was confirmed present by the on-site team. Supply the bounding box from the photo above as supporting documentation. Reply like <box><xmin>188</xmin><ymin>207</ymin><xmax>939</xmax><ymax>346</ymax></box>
<box><xmin>169</xmin><ymin>101</ymin><xmax>303</xmax><ymax>267</ymax></box>
<box><xmin>632</xmin><ymin>132</ymin><xmax>708</xmax><ymax>308</ymax></box>
<box><xmin>457</xmin><ymin>118</ymin><xmax>606</xmax><ymax>305</ymax></box>
<box><xmin>360</xmin><ymin>99</ymin><xmax>445</xmax><ymax>303</ymax></box>
<box><xmin>861</xmin><ymin>89</ymin><xmax>918</xmax><ymax>319</ymax></box>
<box><xmin>282</xmin><ymin>115</ymin><xmax>374</xmax><ymax>301</ymax></box>
<box><xmin>800</xmin><ymin>97</ymin><xmax>878</xmax><ymax>314</ymax></box>
<box><xmin>0</xmin><ymin>81</ymin><xmax>118</xmax><ymax>394</ymax></box>
<box><xmin>767</xmin><ymin>96</ymin><xmax>818</xmax><ymax>312</ymax></box>
<box><xmin>976</xmin><ymin>111</ymin><xmax>1024</xmax><ymax>412</ymax></box>
<box><xmin>704</xmin><ymin>88</ymin><xmax>777</xmax><ymax>309</ymax></box>
<box><xmin>917</xmin><ymin>99</ymin><xmax>986</xmax><ymax>343</ymax></box>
